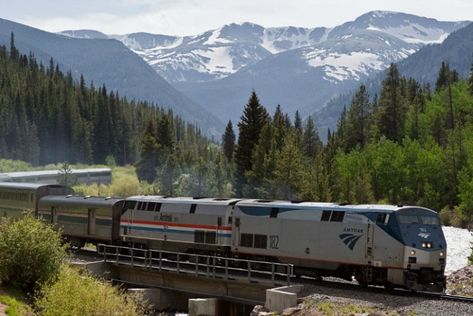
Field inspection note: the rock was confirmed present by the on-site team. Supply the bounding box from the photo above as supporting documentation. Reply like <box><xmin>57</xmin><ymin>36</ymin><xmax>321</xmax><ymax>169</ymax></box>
<box><xmin>250</xmin><ymin>305</ymin><xmax>266</xmax><ymax>316</ymax></box>
<box><xmin>282</xmin><ymin>307</ymin><xmax>302</xmax><ymax>315</ymax></box>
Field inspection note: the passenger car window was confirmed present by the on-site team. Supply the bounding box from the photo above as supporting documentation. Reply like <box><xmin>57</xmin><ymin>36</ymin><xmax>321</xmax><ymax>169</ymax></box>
<box><xmin>123</xmin><ymin>201</ymin><xmax>136</xmax><ymax>210</ymax></box>
<box><xmin>147</xmin><ymin>202</ymin><xmax>156</xmax><ymax>211</ymax></box>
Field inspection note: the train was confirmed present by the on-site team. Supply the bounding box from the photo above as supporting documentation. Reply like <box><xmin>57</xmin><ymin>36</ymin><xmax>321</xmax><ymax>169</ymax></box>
<box><xmin>0</xmin><ymin>182</ymin><xmax>446</xmax><ymax>292</ymax></box>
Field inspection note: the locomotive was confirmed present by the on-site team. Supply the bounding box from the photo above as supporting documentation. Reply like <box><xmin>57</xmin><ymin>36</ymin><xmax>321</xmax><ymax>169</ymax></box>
<box><xmin>0</xmin><ymin>183</ymin><xmax>446</xmax><ymax>292</ymax></box>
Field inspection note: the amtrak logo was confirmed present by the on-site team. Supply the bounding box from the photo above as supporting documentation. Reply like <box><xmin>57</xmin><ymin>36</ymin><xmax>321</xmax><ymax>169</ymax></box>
<box><xmin>339</xmin><ymin>233</ymin><xmax>362</xmax><ymax>250</ymax></box>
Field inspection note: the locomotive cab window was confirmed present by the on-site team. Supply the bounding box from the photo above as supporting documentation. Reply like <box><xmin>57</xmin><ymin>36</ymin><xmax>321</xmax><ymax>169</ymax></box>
<box><xmin>330</xmin><ymin>211</ymin><xmax>345</xmax><ymax>222</ymax></box>
<box><xmin>321</xmin><ymin>211</ymin><xmax>331</xmax><ymax>221</ymax></box>
<box><xmin>376</xmin><ymin>213</ymin><xmax>389</xmax><ymax>225</ymax></box>
<box><xmin>420</xmin><ymin>216</ymin><xmax>439</xmax><ymax>225</ymax></box>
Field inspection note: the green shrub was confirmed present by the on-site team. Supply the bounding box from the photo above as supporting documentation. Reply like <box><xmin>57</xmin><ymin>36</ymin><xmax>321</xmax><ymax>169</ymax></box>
<box><xmin>0</xmin><ymin>215</ymin><xmax>67</xmax><ymax>293</ymax></box>
<box><xmin>439</xmin><ymin>206</ymin><xmax>468</xmax><ymax>227</ymax></box>
<box><xmin>109</xmin><ymin>175</ymin><xmax>140</xmax><ymax>197</ymax></box>
<box><xmin>35</xmin><ymin>265</ymin><xmax>143</xmax><ymax>316</ymax></box>
<box><xmin>0</xmin><ymin>159</ymin><xmax>32</xmax><ymax>172</ymax></box>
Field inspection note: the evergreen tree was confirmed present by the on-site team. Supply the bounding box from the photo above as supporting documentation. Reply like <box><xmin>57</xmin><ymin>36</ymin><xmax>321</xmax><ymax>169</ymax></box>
<box><xmin>435</xmin><ymin>62</ymin><xmax>459</xmax><ymax>92</ymax></box>
<box><xmin>246</xmin><ymin>122</ymin><xmax>277</xmax><ymax>198</ymax></box>
<box><xmin>294</xmin><ymin>111</ymin><xmax>303</xmax><ymax>136</ymax></box>
<box><xmin>158</xmin><ymin>152</ymin><xmax>179</xmax><ymax>196</ymax></box>
<box><xmin>273</xmin><ymin>105</ymin><xmax>287</xmax><ymax>151</ymax></box>
<box><xmin>222</xmin><ymin>120</ymin><xmax>235</xmax><ymax>162</ymax></box>
<box><xmin>234</xmin><ymin>91</ymin><xmax>269</xmax><ymax>196</ymax></box>
<box><xmin>377</xmin><ymin>64</ymin><xmax>406</xmax><ymax>143</ymax></box>
<box><xmin>302</xmin><ymin>115</ymin><xmax>322</xmax><ymax>159</ymax></box>
<box><xmin>9</xmin><ymin>33</ymin><xmax>19</xmax><ymax>61</ymax></box>
<box><xmin>273</xmin><ymin>132</ymin><xmax>305</xmax><ymax>200</ymax></box>
<box><xmin>346</xmin><ymin>85</ymin><xmax>370</xmax><ymax>150</ymax></box>
<box><xmin>135</xmin><ymin>121</ymin><xmax>160</xmax><ymax>183</ymax></box>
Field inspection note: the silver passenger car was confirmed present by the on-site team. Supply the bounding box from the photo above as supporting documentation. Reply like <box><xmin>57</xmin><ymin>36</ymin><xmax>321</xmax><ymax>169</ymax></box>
<box><xmin>38</xmin><ymin>195</ymin><xmax>124</xmax><ymax>247</ymax></box>
<box><xmin>0</xmin><ymin>182</ymin><xmax>73</xmax><ymax>218</ymax></box>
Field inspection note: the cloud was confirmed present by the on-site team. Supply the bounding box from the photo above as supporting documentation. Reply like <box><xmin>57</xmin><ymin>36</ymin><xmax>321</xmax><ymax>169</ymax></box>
<box><xmin>2</xmin><ymin>0</ymin><xmax>472</xmax><ymax>36</ymax></box>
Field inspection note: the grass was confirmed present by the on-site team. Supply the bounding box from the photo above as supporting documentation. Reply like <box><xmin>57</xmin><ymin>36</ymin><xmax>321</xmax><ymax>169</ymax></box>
<box><xmin>0</xmin><ymin>287</ymin><xmax>32</xmax><ymax>316</ymax></box>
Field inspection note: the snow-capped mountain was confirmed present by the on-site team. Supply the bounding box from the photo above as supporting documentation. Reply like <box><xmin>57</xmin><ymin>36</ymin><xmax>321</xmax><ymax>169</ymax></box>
<box><xmin>61</xmin><ymin>11</ymin><xmax>470</xmax><ymax>124</ymax></box>
<box><xmin>61</xmin><ymin>11</ymin><xmax>468</xmax><ymax>85</ymax></box>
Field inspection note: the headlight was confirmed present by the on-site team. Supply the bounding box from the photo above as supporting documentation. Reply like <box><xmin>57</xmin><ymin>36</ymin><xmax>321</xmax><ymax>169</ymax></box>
<box><xmin>410</xmin><ymin>250</ymin><xmax>416</xmax><ymax>256</ymax></box>
<box><xmin>427</xmin><ymin>243</ymin><xmax>432</xmax><ymax>248</ymax></box>
<box><xmin>440</xmin><ymin>252</ymin><xmax>444</xmax><ymax>257</ymax></box>
<box><xmin>422</xmin><ymin>242</ymin><xmax>426</xmax><ymax>248</ymax></box>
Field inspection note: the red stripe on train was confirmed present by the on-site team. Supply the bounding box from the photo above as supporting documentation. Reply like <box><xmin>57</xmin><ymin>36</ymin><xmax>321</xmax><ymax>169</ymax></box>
<box><xmin>120</xmin><ymin>219</ymin><xmax>232</xmax><ymax>231</ymax></box>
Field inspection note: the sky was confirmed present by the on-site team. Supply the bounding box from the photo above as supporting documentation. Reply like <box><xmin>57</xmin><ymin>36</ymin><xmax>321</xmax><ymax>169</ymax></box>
<box><xmin>1</xmin><ymin>0</ymin><xmax>472</xmax><ymax>36</ymax></box>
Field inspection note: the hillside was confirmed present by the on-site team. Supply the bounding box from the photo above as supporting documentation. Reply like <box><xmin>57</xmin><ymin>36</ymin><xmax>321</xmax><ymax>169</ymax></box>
<box><xmin>313</xmin><ymin>22</ymin><xmax>473</xmax><ymax>139</ymax></box>
<box><xmin>0</xmin><ymin>18</ymin><xmax>223</xmax><ymax>135</ymax></box>
<box><xmin>61</xmin><ymin>11</ymin><xmax>469</xmax><ymax>123</ymax></box>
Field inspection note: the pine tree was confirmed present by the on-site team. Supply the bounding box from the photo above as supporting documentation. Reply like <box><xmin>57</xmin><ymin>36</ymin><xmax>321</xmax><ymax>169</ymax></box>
<box><xmin>273</xmin><ymin>105</ymin><xmax>287</xmax><ymax>151</ymax></box>
<box><xmin>9</xmin><ymin>33</ymin><xmax>19</xmax><ymax>61</ymax></box>
<box><xmin>222</xmin><ymin>120</ymin><xmax>235</xmax><ymax>162</ymax></box>
<box><xmin>246</xmin><ymin>122</ymin><xmax>277</xmax><ymax>198</ymax></box>
<box><xmin>294</xmin><ymin>111</ymin><xmax>303</xmax><ymax>135</ymax></box>
<box><xmin>377</xmin><ymin>64</ymin><xmax>406</xmax><ymax>143</ymax></box>
<box><xmin>346</xmin><ymin>85</ymin><xmax>370</xmax><ymax>150</ymax></box>
<box><xmin>234</xmin><ymin>91</ymin><xmax>269</xmax><ymax>196</ymax></box>
<box><xmin>302</xmin><ymin>115</ymin><xmax>322</xmax><ymax>159</ymax></box>
<box><xmin>435</xmin><ymin>62</ymin><xmax>459</xmax><ymax>92</ymax></box>
<box><xmin>135</xmin><ymin>121</ymin><xmax>160</xmax><ymax>183</ymax></box>
<box><xmin>273</xmin><ymin>132</ymin><xmax>305</xmax><ymax>200</ymax></box>
<box><xmin>158</xmin><ymin>152</ymin><xmax>179</xmax><ymax>196</ymax></box>
<box><xmin>156</xmin><ymin>113</ymin><xmax>174</xmax><ymax>150</ymax></box>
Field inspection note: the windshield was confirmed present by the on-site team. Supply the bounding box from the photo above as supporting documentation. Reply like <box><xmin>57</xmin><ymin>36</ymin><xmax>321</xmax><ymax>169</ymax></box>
<box><xmin>398</xmin><ymin>215</ymin><xmax>439</xmax><ymax>225</ymax></box>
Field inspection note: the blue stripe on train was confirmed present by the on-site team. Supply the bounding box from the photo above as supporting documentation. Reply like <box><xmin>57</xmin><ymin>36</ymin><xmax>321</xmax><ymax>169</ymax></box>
<box><xmin>120</xmin><ymin>224</ymin><xmax>232</xmax><ymax>238</ymax></box>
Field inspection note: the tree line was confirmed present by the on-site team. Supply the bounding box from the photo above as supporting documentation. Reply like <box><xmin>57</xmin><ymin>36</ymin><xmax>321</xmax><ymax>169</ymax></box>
<box><xmin>216</xmin><ymin>61</ymin><xmax>473</xmax><ymax>224</ymax></box>
<box><xmin>0</xmin><ymin>34</ymin><xmax>210</xmax><ymax>169</ymax></box>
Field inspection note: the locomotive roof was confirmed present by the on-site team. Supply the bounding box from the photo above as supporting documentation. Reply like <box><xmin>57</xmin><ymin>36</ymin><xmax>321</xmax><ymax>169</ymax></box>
<box><xmin>0</xmin><ymin>182</ymin><xmax>69</xmax><ymax>190</ymax></box>
<box><xmin>39</xmin><ymin>195</ymin><xmax>123</xmax><ymax>208</ymax></box>
<box><xmin>125</xmin><ymin>196</ymin><xmax>431</xmax><ymax>212</ymax></box>
<box><xmin>235</xmin><ymin>200</ymin><xmax>426</xmax><ymax>213</ymax></box>
<box><xmin>126</xmin><ymin>195</ymin><xmax>241</xmax><ymax>205</ymax></box>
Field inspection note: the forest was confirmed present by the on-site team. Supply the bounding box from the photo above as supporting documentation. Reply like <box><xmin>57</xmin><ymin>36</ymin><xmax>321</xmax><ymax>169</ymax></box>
<box><xmin>2</xmin><ymin>33</ymin><xmax>473</xmax><ymax>225</ymax></box>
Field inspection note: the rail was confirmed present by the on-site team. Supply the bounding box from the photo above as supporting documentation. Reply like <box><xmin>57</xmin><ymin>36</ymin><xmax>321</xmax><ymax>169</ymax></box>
<box><xmin>97</xmin><ymin>244</ymin><xmax>293</xmax><ymax>286</ymax></box>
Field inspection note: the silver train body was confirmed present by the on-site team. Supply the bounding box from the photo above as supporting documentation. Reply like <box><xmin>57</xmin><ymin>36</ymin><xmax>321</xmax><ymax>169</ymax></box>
<box><xmin>0</xmin><ymin>182</ymin><xmax>446</xmax><ymax>292</ymax></box>
<box><xmin>120</xmin><ymin>196</ymin><xmax>446</xmax><ymax>292</ymax></box>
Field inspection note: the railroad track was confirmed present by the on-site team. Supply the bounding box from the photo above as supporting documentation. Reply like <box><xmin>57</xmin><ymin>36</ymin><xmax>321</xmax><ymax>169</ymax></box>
<box><xmin>293</xmin><ymin>275</ymin><xmax>473</xmax><ymax>304</ymax></box>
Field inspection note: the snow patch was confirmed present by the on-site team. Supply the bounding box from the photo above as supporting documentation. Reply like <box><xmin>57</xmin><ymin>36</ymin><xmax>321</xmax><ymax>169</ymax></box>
<box><xmin>305</xmin><ymin>50</ymin><xmax>384</xmax><ymax>81</ymax></box>
<box><xmin>204</xmin><ymin>29</ymin><xmax>231</xmax><ymax>45</ymax></box>
<box><xmin>380</xmin><ymin>24</ymin><xmax>450</xmax><ymax>44</ymax></box>
<box><xmin>443</xmin><ymin>226</ymin><xmax>473</xmax><ymax>275</ymax></box>
<box><xmin>195</xmin><ymin>47</ymin><xmax>234</xmax><ymax>75</ymax></box>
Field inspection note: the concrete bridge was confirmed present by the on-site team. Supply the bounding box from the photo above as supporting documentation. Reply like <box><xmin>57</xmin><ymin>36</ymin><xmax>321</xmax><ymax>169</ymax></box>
<box><xmin>73</xmin><ymin>244</ymin><xmax>297</xmax><ymax>314</ymax></box>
